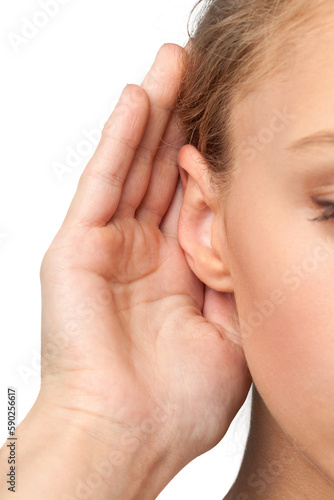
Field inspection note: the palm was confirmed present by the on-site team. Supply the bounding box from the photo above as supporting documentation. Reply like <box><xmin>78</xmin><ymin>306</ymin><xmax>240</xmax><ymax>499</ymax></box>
<box><xmin>39</xmin><ymin>44</ymin><xmax>251</xmax><ymax>467</ymax></box>
<box><xmin>41</xmin><ymin>215</ymin><xmax>249</xmax><ymax>460</ymax></box>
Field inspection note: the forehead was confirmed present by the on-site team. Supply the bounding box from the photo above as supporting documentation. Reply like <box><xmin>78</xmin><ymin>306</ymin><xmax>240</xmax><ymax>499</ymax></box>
<box><xmin>233</xmin><ymin>4</ymin><xmax>334</xmax><ymax>150</ymax></box>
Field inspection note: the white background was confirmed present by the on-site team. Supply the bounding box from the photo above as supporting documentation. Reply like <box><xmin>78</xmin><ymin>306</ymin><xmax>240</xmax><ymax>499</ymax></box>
<box><xmin>0</xmin><ymin>1</ymin><xmax>252</xmax><ymax>498</ymax></box>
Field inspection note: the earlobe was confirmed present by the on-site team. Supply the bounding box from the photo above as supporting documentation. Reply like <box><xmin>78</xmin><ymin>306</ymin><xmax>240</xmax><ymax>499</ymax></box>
<box><xmin>177</xmin><ymin>145</ymin><xmax>234</xmax><ymax>292</ymax></box>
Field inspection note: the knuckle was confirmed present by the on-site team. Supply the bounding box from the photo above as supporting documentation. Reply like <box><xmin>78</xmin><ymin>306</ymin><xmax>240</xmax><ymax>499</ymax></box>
<box><xmin>85</xmin><ymin>164</ymin><xmax>124</xmax><ymax>189</ymax></box>
<box><xmin>157</xmin><ymin>144</ymin><xmax>178</xmax><ymax>168</ymax></box>
<box><xmin>101</xmin><ymin>117</ymin><xmax>138</xmax><ymax>150</ymax></box>
<box><xmin>134</xmin><ymin>144</ymin><xmax>155</xmax><ymax>165</ymax></box>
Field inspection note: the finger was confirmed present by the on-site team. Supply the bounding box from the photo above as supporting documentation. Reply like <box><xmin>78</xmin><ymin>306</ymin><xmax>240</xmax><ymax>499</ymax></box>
<box><xmin>159</xmin><ymin>175</ymin><xmax>184</xmax><ymax>239</ymax></box>
<box><xmin>63</xmin><ymin>84</ymin><xmax>150</xmax><ymax>228</ymax></box>
<box><xmin>135</xmin><ymin>111</ymin><xmax>185</xmax><ymax>227</ymax></box>
<box><xmin>203</xmin><ymin>288</ymin><xmax>243</xmax><ymax>347</ymax></box>
<box><xmin>112</xmin><ymin>43</ymin><xmax>187</xmax><ymax>220</ymax></box>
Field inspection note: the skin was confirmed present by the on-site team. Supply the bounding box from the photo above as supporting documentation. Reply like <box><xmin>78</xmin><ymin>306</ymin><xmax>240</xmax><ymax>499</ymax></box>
<box><xmin>0</xmin><ymin>43</ymin><xmax>251</xmax><ymax>499</ymax></box>
<box><xmin>2</xmin><ymin>5</ymin><xmax>334</xmax><ymax>498</ymax></box>
<box><xmin>177</xmin><ymin>4</ymin><xmax>334</xmax><ymax>499</ymax></box>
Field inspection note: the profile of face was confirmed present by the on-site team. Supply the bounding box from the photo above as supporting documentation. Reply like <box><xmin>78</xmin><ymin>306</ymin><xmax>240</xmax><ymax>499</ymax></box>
<box><xmin>178</xmin><ymin>3</ymin><xmax>334</xmax><ymax>484</ymax></box>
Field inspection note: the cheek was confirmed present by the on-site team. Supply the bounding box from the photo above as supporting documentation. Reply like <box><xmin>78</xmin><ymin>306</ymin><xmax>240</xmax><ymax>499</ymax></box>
<box><xmin>228</xmin><ymin>206</ymin><xmax>334</xmax><ymax>479</ymax></box>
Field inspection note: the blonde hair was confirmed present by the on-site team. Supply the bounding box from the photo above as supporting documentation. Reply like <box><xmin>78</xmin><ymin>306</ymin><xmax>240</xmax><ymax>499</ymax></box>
<box><xmin>175</xmin><ymin>0</ymin><xmax>327</xmax><ymax>201</ymax></box>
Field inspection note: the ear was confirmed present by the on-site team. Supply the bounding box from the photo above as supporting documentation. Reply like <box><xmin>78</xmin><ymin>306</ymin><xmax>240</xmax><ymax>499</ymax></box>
<box><xmin>177</xmin><ymin>144</ymin><xmax>234</xmax><ymax>292</ymax></box>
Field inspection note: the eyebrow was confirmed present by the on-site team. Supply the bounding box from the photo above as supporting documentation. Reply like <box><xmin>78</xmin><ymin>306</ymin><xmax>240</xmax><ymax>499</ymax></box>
<box><xmin>287</xmin><ymin>130</ymin><xmax>334</xmax><ymax>153</ymax></box>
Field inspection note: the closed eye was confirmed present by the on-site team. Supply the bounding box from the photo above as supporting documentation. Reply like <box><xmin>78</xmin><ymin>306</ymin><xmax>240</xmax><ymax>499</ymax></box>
<box><xmin>309</xmin><ymin>199</ymin><xmax>334</xmax><ymax>222</ymax></box>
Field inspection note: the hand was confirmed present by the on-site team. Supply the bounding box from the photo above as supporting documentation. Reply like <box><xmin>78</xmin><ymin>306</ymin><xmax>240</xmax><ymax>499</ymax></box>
<box><xmin>37</xmin><ymin>43</ymin><xmax>252</xmax><ymax>495</ymax></box>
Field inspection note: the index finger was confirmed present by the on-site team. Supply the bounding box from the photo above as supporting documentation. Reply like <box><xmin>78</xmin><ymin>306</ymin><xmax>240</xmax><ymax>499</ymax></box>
<box><xmin>63</xmin><ymin>84</ymin><xmax>150</xmax><ymax>228</ymax></box>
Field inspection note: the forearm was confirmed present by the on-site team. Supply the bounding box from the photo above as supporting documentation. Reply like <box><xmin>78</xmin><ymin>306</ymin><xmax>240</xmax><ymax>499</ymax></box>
<box><xmin>0</xmin><ymin>402</ymin><xmax>173</xmax><ymax>500</ymax></box>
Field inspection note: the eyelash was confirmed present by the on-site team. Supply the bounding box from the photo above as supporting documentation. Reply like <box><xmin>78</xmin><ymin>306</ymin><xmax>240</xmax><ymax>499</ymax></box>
<box><xmin>309</xmin><ymin>199</ymin><xmax>334</xmax><ymax>222</ymax></box>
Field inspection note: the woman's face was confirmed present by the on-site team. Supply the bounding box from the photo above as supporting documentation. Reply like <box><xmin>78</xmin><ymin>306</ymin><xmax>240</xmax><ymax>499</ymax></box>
<box><xmin>224</xmin><ymin>12</ymin><xmax>334</xmax><ymax>481</ymax></box>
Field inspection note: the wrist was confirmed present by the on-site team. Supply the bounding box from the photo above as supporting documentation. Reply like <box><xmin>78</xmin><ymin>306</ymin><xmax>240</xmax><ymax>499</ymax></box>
<box><xmin>0</xmin><ymin>399</ymin><xmax>176</xmax><ymax>500</ymax></box>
